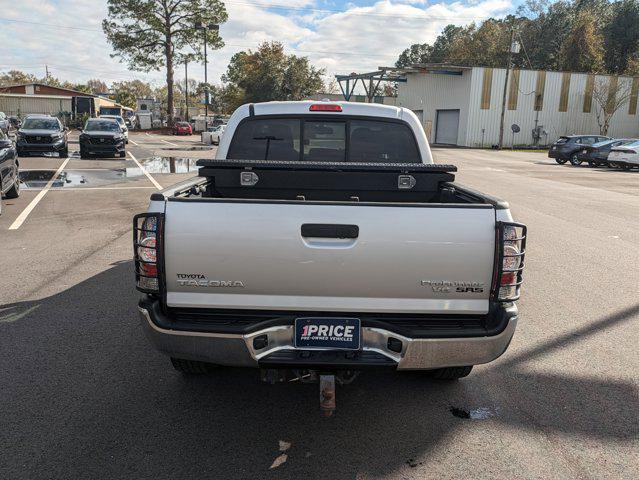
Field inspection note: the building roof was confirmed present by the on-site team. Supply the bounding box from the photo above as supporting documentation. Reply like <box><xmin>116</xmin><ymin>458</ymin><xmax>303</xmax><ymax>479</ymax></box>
<box><xmin>0</xmin><ymin>83</ymin><xmax>100</xmax><ymax>97</ymax></box>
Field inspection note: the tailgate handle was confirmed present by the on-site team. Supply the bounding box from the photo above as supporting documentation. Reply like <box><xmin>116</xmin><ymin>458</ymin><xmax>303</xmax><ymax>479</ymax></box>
<box><xmin>301</xmin><ymin>224</ymin><xmax>359</xmax><ymax>239</ymax></box>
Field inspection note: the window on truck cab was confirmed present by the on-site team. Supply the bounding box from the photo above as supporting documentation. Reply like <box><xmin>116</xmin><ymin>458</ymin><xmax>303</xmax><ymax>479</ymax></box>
<box><xmin>227</xmin><ymin>117</ymin><xmax>421</xmax><ymax>163</ymax></box>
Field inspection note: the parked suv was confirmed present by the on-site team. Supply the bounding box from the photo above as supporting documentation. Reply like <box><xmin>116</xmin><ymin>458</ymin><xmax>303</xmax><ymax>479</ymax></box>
<box><xmin>100</xmin><ymin>115</ymin><xmax>128</xmax><ymax>143</ymax></box>
<box><xmin>16</xmin><ymin>115</ymin><xmax>69</xmax><ymax>157</ymax></box>
<box><xmin>0</xmin><ymin>128</ymin><xmax>20</xmax><ymax>208</ymax></box>
<box><xmin>548</xmin><ymin>135</ymin><xmax>609</xmax><ymax>165</ymax></box>
<box><xmin>79</xmin><ymin>118</ymin><xmax>126</xmax><ymax>158</ymax></box>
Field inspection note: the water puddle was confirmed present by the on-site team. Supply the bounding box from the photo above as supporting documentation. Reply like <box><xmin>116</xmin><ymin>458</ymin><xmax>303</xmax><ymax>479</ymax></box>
<box><xmin>125</xmin><ymin>156</ymin><xmax>200</xmax><ymax>176</ymax></box>
<box><xmin>450</xmin><ymin>406</ymin><xmax>500</xmax><ymax>420</ymax></box>
<box><xmin>19</xmin><ymin>169</ymin><xmax>126</xmax><ymax>189</ymax></box>
<box><xmin>19</xmin><ymin>157</ymin><xmax>200</xmax><ymax>189</ymax></box>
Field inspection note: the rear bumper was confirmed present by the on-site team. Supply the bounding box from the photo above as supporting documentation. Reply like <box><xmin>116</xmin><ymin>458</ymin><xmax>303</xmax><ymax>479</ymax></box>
<box><xmin>138</xmin><ymin>299</ymin><xmax>518</xmax><ymax>370</ymax></box>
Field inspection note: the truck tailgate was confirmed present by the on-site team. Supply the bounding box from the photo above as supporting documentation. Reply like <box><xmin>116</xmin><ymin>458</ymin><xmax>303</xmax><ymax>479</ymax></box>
<box><xmin>163</xmin><ymin>200</ymin><xmax>496</xmax><ymax>314</ymax></box>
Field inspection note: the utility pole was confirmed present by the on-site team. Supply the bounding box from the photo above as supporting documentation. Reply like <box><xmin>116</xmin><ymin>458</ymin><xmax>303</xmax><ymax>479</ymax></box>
<box><xmin>195</xmin><ymin>22</ymin><xmax>219</xmax><ymax>131</ymax></box>
<box><xmin>45</xmin><ymin>65</ymin><xmax>49</xmax><ymax>84</ymax></box>
<box><xmin>185</xmin><ymin>58</ymin><xmax>189</xmax><ymax>121</ymax></box>
<box><xmin>498</xmin><ymin>27</ymin><xmax>516</xmax><ymax>149</ymax></box>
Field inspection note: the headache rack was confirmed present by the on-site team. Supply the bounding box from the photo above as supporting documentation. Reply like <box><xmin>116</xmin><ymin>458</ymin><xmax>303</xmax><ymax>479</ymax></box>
<box><xmin>195</xmin><ymin>159</ymin><xmax>457</xmax><ymax>202</ymax></box>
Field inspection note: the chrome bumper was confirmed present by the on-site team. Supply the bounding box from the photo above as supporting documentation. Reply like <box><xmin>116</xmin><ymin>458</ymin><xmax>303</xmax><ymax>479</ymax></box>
<box><xmin>139</xmin><ymin>307</ymin><xmax>517</xmax><ymax>370</ymax></box>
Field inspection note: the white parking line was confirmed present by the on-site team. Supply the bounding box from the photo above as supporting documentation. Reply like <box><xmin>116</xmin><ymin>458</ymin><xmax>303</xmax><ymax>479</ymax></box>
<box><xmin>128</xmin><ymin>151</ymin><xmax>162</xmax><ymax>190</ymax></box>
<box><xmin>161</xmin><ymin>139</ymin><xmax>179</xmax><ymax>147</ymax></box>
<box><xmin>9</xmin><ymin>157</ymin><xmax>71</xmax><ymax>230</ymax></box>
<box><xmin>128</xmin><ymin>138</ymin><xmax>140</xmax><ymax>146</ymax></box>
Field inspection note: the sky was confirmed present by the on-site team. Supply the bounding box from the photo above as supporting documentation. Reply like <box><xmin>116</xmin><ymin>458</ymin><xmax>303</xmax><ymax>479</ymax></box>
<box><xmin>0</xmin><ymin>0</ymin><xmax>518</xmax><ymax>90</ymax></box>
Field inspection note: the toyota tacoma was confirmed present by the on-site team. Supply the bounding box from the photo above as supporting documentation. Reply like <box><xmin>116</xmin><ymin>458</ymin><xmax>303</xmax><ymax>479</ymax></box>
<box><xmin>134</xmin><ymin>101</ymin><xmax>527</xmax><ymax>414</ymax></box>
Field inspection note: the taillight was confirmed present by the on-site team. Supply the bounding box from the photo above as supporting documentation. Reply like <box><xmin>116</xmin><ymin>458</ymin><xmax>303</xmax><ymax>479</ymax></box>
<box><xmin>309</xmin><ymin>104</ymin><xmax>342</xmax><ymax>112</ymax></box>
<box><xmin>134</xmin><ymin>213</ymin><xmax>163</xmax><ymax>293</ymax></box>
<box><xmin>492</xmin><ymin>222</ymin><xmax>527</xmax><ymax>302</ymax></box>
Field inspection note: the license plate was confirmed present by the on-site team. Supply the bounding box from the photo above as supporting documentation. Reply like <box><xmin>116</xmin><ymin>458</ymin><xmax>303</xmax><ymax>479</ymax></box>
<box><xmin>294</xmin><ymin>317</ymin><xmax>361</xmax><ymax>350</ymax></box>
<box><xmin>552</xmin><ymin>146</ymin><xmax>556</xmax><ymax>150</ymax></box>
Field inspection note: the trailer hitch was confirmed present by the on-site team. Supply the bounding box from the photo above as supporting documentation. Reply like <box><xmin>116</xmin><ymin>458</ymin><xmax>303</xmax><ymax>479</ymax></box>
<box><xmin>319</xmin><ymin>374</ymin><xmax>336</xmax><ymax>417</ymax></box>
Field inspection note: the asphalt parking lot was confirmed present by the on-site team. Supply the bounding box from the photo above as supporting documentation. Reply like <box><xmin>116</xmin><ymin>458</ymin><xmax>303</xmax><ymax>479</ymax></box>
<box><xmin>1</xmin><ymin>139</ymin><xmax>637</xmax><ymax>479</ymax></box>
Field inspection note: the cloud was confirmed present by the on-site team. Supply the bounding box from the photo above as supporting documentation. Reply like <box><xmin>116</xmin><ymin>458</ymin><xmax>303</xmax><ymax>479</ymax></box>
<box><xmin>1</xmin><ymin>0</ymin><xmax>513</xmax><ymax>91</ymax></box>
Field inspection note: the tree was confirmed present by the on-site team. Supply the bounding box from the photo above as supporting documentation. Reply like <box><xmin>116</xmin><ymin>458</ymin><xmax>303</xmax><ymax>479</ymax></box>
<box><xmin>592</xmin><ymin>77</ymin><xmax>632</xmax><ymax>135</ymax></box>
<box><xmin>222</xmin><ymin>41</ymin><xmax>324</xmax><ymax>110</ymax></box>
<box><xmin>603</xmin><ymin>0</ymin><xmax>639</xmax><ymax>74</ymax></box>
<box><xmin>559</xmin><ymin>10</ymin><xmax>605</xmax><ymax>72</ymax></box>
<box><xmin>103</xmin><ymin>0</ymin><xmax>227</xmax><ymax>126</ymax></box>
<box><xmin>86</xmin><ymin>79</ymin><xmax>109</xmax><ymax>95</ymax></box>
<box><xmin>0</xmin><ymin>70</ymin><xmax>38</xmax><ymax>86</ymax></box>
<box><xmin>112</xmin><ymin>80</ymin><xmax>155</xmax><ymax>109</ymax></box>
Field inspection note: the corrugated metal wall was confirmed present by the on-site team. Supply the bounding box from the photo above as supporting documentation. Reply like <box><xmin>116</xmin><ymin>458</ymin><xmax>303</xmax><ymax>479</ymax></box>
<box><xmin>396</xmin><ymin>70</ymin><xmax>472</xmax><ymax>145</ymax></box>
<box><xmin>0</xmin><ymin>95</ymin><xmax>72</xmax><ymax>117</ymax></box>
<box><xmin>400</xmin><ymin>67</ymin><xmax>639</xmax><ymax>147</ymax></box>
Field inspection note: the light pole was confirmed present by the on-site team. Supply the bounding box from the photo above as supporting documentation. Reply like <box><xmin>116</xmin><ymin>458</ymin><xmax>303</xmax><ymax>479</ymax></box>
<box><xmin>195</xmin><ymin>21</ymin><xmax>219</xmax><ymax>130</ymax></box>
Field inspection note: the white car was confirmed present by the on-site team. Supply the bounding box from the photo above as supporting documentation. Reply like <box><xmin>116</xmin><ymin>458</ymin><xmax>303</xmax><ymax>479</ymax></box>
<box><xmin>100</xmin><ymin>115</ymin><xmax>128</xmax><ymax>144</ymax></box>
<box><xmin>607</xmin><ymin>140</ymin><xmax>639</xmax><ymax>169</ymax></box>
<box><xmin>209</xmin><ymin>124</ymin><xmax>225</xmax><ymax>145</ymax></box>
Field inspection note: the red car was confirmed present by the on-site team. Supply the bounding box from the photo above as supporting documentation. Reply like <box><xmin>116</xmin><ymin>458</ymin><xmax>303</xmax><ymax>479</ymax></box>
<box><xmin>173</xmin><ymin>121</ymin><xmax>192</xmax><ymax>135</ymax></box>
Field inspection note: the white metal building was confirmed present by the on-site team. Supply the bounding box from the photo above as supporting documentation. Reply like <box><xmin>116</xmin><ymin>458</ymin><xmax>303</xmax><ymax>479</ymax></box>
<box><xmin>396</xmin><ymin>64</ymin><xmax>639</xmax><ymax>147</ymax></box>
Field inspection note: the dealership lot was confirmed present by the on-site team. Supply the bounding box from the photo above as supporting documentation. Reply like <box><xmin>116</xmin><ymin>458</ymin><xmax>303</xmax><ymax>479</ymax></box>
<box><xmin>1</xmin><ymin>141</ymin><xmax>637</xmax><ymax>478</ymax></box>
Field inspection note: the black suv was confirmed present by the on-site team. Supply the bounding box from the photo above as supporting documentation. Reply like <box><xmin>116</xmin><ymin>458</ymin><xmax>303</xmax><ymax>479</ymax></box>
<box><xmin>548</xmin><ymin>135</ymin><xmax>609</xmax><ymax>165</ymax></box>
<box><xmin>79</xmin><ymin>118</ymin><xmax>126</xmax><ymax>158</ymax></box>
<box><xmin>16</xmin><ymin>115</ymin><xmax>69</xmax><ymax>157</ymax></box>
<box><xmin>0</xmin><ymin>128</ymin><xmax>20</xmax><ymax>205</ymax></box>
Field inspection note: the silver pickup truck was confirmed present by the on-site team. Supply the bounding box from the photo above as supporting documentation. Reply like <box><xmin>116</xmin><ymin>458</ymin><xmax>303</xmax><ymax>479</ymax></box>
<box><xmin>134</xmin><ymin>101</ymin><xmax>526</xmax><ymax>413</ymax></box>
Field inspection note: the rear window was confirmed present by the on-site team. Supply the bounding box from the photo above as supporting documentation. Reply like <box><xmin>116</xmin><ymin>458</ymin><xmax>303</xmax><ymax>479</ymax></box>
<box><xmin>227</xmin><ymin>117</ymin><xmax>420</xmax><ymax>163</ymax></box>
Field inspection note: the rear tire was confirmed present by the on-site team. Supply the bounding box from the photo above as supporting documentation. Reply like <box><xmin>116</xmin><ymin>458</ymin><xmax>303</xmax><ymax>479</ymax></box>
<box><xmin>555</xmin><ymin>158</ymin><xmax>567</xmax><ymax>165</ymax></box>
<box><xmin>119</xmin><ymin>151</ymin><xmax>126</xmax><ymax>158</ymax></box>
<box><xmin>430</xmin><ymin>366</ymin><xmax>473</xmax><ymax>380</ymax></box>
<box><xmin>170</xmin><ymin>357</ymin><xmax>213</xmax><ymax>374</ymax></box>
<box><xmin>80</xmin><ymin>148</ymin><xmax>89</xmax><ymax>159</ymax></box>
<box><xmin>569</xmin><ymin>154</ymin><xmax>582</xmax><ymax>166</ymax></box>
<box><xmin>60</xmin><ymin>145</ymin><xmax>68</xmax><ymax>158</ymax></box>
<box><xmin>5</xmin><ymin>174</ymin><xmax>20</xmax><ymax>199</ymax></box>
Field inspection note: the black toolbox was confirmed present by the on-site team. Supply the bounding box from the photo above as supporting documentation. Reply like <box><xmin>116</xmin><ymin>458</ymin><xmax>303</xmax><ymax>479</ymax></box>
<box><xmin>196</xmin><ymin>159</ymin><xmax>457</xmax><ymax>202</ymax></box>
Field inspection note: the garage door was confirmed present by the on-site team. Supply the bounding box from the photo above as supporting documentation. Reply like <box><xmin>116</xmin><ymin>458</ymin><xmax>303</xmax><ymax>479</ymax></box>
<box><xmin>435</xmin><ymin>109</ymin><xmax>460</xmax><ymax>145</ymax></box>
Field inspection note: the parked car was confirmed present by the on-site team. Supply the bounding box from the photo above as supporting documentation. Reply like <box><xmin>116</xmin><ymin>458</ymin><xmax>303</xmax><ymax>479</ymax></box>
<box><xmin>208</xmin><ymin>124</ymin><xmax>225</xmax><ymax>145</ymax></box>
<box><xmin>576</xmin><ymin>139</ymin><xmax>635</xmax><ymax>167</ymax></box>
<box><xmin>134</xmin><ymin>101</ymin><xmax>527</xmax><ymax>414</ymax></box>
<box><xmin>172</xmin><ymin>121</ymin><xmax>192</xmax><ymax>136</ymax></box>
<box><xmin>8</xmin><ymin>116</ymin><xmax>22</xmax><ymax>130</ymax></box>
<box><xmin>79</xmin><ymin>118</ymin><xmax>126</xmax><ymax>159</ymax></box>
<box><xmin>99</xmin><ymin>115</ymin><xmax>128</xmax><ymax>143</ymax></box>
<box><xmin>0</xmin><ymin>128</ymin><xmax>20</xmax><ymax>209</ymax></box>
<box><xmin>548</xmin><ymin>135</ymin><xmax>609</xmax><ymax>165</ymax></box>
<box><xmin>0</xmin><ymin>112</ymin><xmax>10</xmax><ymax>134</ymax></box>
<box><xmin>607</xmin><ymin>140</ymin><xmax>639</xmax><ymax>169</ymax></box>
<box><xmin>16</xmin><ymin>115</ymin><xmax>69</xmax><ymax>157</ymax></box>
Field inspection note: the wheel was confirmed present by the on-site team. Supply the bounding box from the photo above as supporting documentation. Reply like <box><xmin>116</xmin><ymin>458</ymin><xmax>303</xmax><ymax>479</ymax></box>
<box><xmin>609</xmin><ymin>162</ymin><xmax>618</xmax><ymax>168</ymax></box>
<box><xmin>60</xmin><ymin>145</ymin><xmax>69</xmax><ymax>158</ymax></box>
<box><xmin>430</xmin><ymin>366</ymin><xmax>473</xmax><ymax>380</ymax></box>
<box><xmin>170</xmin><ymin>357</ymin><xmax>213</xmax><ymax>374</ymax></box>
<box><xmin>119</xmin><ymin>151</ymin><xmax>126</xmax><ymax>158</ymax></box>
<box><xmin>621</xmin><ymin>164</ymin><xmax>632</xmax><ymax>170</ymax></box>
<box><xmin>555</xmin><ymin>158</ymin><xmax>567</xmax><ymax>165</ymax></box>
<box><xmin>587</xmin><ymin>161</ymin><xmax>596</xmax><ymax>168</ymax></box>
<box><xmin>5</xmin><ymin>172</ymin><xmax>20</xmax><ymax>199</ymax></box>
<box><xmin>569</xmin><ymin>154</ymin><xmax>582</xmax><ymax>166</ymax></box>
